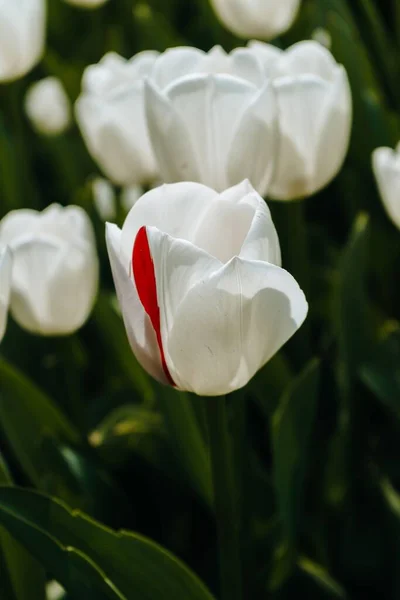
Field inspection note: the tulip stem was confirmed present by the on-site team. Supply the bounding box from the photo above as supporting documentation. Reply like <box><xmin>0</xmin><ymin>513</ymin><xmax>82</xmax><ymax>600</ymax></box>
<box><xmin>205</xmin><ymin>396</ymin><xmax>243</xmax><ymax>600</ymax></box>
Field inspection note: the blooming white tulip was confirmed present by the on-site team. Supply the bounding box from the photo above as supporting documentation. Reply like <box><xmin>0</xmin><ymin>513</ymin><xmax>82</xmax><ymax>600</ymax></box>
<box><xmin>92</xmin><ymin>177</ymin><xmax>116</xmax><ymax>221</ymax></box>
<box><xmin>145</xmin><ymin>46</ymin><xmax>277</xmax><ymax>196</ymax></box>
<box><xmin>0</xmin><ymin>0</ymin><xmax>46</xmax><ymax>82</ymax></box>
<box><xmin>0</xmin><ymin>205</ymin><xmax>98</xmax><ymax>336</ymax></box>
<box><xmin>210</xmin><ymin>0</ymin><xmax>301</xmax><ymax>40</ymax></box>
<box><xmin>0</xmin><ymin>247</ymin><xmax>12</xmax><ymax>343</ymax></box>
<box><xmin>372</xmin><ymin>142</ymin><xmax>400</xmax><ymax>229</ymax></box>
<box><xmin>248</xmin><ymin>40</ymin><xmax>352</xmax><ymax>200</ymax></box>
<box><xmin>76</xmin><ymin>51</ymin><xmax>159</xmax><ymax>186</ymax></box>
<box><xmin>25</xmin><ymin>77</ymin><xmax>71</xmax><ymax>136</ymax></box>
<box><xmin>106</xmin><ymin>180</ymin><xmax>307</xmax><ymax>396</ymax></box>
<box><xmin>63</xmin><ymin>0</ymin><xmax>109</xmax><ymax>8</ymax></box>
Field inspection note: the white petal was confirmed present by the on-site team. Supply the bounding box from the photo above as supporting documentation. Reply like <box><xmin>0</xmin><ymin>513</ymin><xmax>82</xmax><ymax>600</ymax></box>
<box><xmin>147</xmin><ymin>74</ymin><xmax>260</xmax><ymax>191</ymax></box>
<box><xmin>0</xmin><ymin>209</ymin><xmax>39</xmax><ymax>245</ymax></box>
<box><xmin>246</xmin><ymin>41</ymin><xmax>283</xmax><ymax>77</ymax></box>
<box><xmin>314</xmin><ymin>67</ymin><xmax>352</xmax><ymax>193</ymax></box>
<box><xmin>166</xmin><ymin>256</ymin><xmax>308</xmax><ymax>395</ymax></box>
<box><xmin>0</xmin><ymin>246</ymin><xmax>12</xmax><ymax>342</ymax></box>
<box><xmin>271</xmin><ymin>41</ymin><xmax>338</xmax><ymax>81</ymax></box>
<box><xmin>210</xmin><ymin>0</ymin><xmax>301</xmax><ymax>40</ymax></box>
<box><xmin>105</xmin><ymin>223</ymin><xmax>169</xmax><ymax>384</ymax></box>
<box><xmin>270</xmin><ymin>76</ymin><xmax>333</xmax><ymax>200</ymax></box>
<box><xmin>227</xmin><ymin>80</ymin><xmax>277</xmax><ymax>197</ymax></box>
<box><xmin>144</xmin><ymin>226</ymin><xmax>222</xmax><ymax>388</ymax></box>
<box><xmin>150</xmin><ymin>47</ymin><xmax>206</xmax><ymax>90</ymax></box>
<box><xmin>120</xmin><ymin>182</ymin><xmax>218</xmax><ymax>266</ymax></box>
<box><xmin>372</xmin><ymin>147</ymin><xmax>400</xmax><ymax>229</ymax></box>
<box><xmin>144</xmin><ymin>80</ymin><xmax>201</xmax><ymax>183</ymax></box>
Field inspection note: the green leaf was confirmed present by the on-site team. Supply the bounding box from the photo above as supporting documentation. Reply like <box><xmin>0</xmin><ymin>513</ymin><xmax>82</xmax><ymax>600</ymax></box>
<box><xmin>0</xmin><ymin>358</ymin><xmax>80</xmax><ymax>484</ymax></box>
<box><xmin>360</xmin><ymin>327</ymin><xmax>400</xmax><ymax>420</ymax></box>
<box><xmin>0</xmin><ymin>487</ymin><xmax>126</xmax><ymax>600</ymax></box>
<box><xmin>335</xmin><ymin>213</ymin><xmax>373</xmax><ymax>395</ymax></box>
<box><xmin>272</xmin><ymin>359</ymin><xmax>320</xmax><ymax>544</ymax></box>
<box><xmin>0</xmin><ymin>487</ymin><xmax>216</xmax><ymax>600</ymax></box>
<box><xmin>296</xmin><ymin>556</ymin><xmax>347</xmax><ymax>598</ymax></box>
<box><xmin>0</xmin><ymin>456</ymin><xmax>46</xmax><ymax>600</ymax></box>
<box><xmin>156</xmin><ymin>385</ymin><xmax>213</xmax><ymax>508</ymax></box>
<box><xmin>92</xmin><ymin>293</ymin><xmax>154</xmax><ymax>404</ymax></box>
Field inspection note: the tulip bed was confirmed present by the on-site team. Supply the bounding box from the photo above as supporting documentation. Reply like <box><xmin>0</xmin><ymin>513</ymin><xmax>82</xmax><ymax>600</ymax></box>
<box><xmin>1</xmin><ymin>1</ymin><xmax>400</xmax><ymax>600</ymax></box>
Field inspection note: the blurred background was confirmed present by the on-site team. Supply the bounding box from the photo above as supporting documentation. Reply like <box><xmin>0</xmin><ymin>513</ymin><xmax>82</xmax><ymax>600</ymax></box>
<box><xmin>1</xmin><ymin>1</ymin><xmax>400</xmax><ymax>599</ymax></box>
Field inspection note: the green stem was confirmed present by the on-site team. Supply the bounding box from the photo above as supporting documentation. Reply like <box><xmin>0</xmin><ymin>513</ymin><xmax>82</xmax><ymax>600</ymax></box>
<box><xmin>205</xmin><ymin>396</ymin><xmax>243</xmax><ymax>600</ymax></box>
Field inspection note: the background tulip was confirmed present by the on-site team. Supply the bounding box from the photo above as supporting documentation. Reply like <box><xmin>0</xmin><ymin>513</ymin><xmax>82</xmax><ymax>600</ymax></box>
<box><xmin>106</xmin><ymin>180</ymin><xmax>307</xmax><ymax>396</ymax></box>
<box><xmin>372</xmin><ymin>143</ymin><xmax>400</xmax><ymax>230</ymax></box>
<box><xmin>0</xmin><ymin>0</ymin><xmax>46</xmax><ymax>82</ymax></box>
<box><xmin>249</xmin><ymin>40</ymin><xmax>352</xmax><ymax>200</ymax></box>
<box><xmin>209</xmin><ymin>0</ymin><xmax>301</xmax><ymax>40</ymax></box>
<box><xmin>0</xmin><ymin>247</ymin><xmax>12</xmax><ymax>342</ymax></box>
<box><xmin>76</xmin><ymin>51</ymin><xmax>159</xmax><ymax>186</ymax></box>
<box><xmin>0</xmin><ymin>205</ymin><xmax>98</xmax><ymax>335</ymax></box>
<box><xmin>25</xmin><ymin>77</ymin><xmax>71</xmax><ymax>136</ymax></box>
<box><xmin>92</xmin><ymin>177</ymin><xmax>116</xmax><ymax>221</ymax></box>
<box><xmin>145</xmin><ymin>46</ymin><xmax>278</xmax><ymax>196</ymax></box>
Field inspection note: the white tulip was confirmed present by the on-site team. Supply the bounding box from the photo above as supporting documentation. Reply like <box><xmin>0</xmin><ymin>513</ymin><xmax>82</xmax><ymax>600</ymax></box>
<box><xmin>92</xmin><ymin>177</ymin><xmax>116</xmax><ymax>221</ymax></box>
<box><xmin>106</xmin><ymin>180</ymin><xmax>307</xmax><ymax>396</ymax></box>
<box><xmin>63</xmin><ymin>0</ymin><xmax>109</xmax><ymax>8</ymax></box>
<box><xmin>25</xmin><ymin>77</ymin><xmax>71</xmax><ymax>136</ymax></box>
<box><xmin>0</xmin><ymin>247</ymin><xmax>12</xmax><ymax>343</ymax></box>
<box><xmin>76</xmin><ymin>51</ymin><xmax>159</xmax><ymax>186</ymax></box>
<box><xmin>209</xmin><ymin>0</ymin><xmax>301</xmax><ymax>40</ymax></box>
<box><xmin>249</xmin><ymin>40</ymin><xmax>352</xmax><ymax>200</ymax></box>
<box><xmin>46</xmin><ymin>581</ymin><xmax>65</xmax><ymax>600</ymax></box>
<box><xmin>145</xmin><ymin>46</ymin><xmax>277</xmax><ymax>196</ymax></box>
<box><xmin>372</xmin><ymin>142</ymin><xmax>400</xmax><ymax>229</ymax></box>
<box><xmin>0</xmin><ymin>205</ymin><xmax>98</xmax><ymax>336</ymax></box>
<box><xmin>0</xmin><ymin>0</ymin><xmax>46</xmax><ymax>82</ymax></box>
<box><xmin>121</xmin><ymin>185</ymin><xmax>143</xmax><ymax>213</ymax></box>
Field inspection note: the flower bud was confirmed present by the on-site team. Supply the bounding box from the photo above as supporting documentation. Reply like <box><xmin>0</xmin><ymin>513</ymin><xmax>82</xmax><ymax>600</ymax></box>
<box><xmin>25</xmin><ymin>77</ymin><xmax>71</xmax><ymax>136</ymax></box>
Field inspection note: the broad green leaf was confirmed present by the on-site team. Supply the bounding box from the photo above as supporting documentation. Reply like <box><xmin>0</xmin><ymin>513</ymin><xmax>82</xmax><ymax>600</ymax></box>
<box><xmin>360</xmin><ymin>327</ymin><xmax>400</xmax><ymax>420</ymax></box>
<box><xmin>0</xmin><ymin>358</ymin><xmax>80</xmax><ymax>484</ymax></box>
<box><xmin>0</xmin><ymin>458</ymin><xmax>46</xmax><ymax>600</ymax></box>
<box><xmin>335</xmin><ymin>213</ymin><xmax>373</xmax><ymax>395</ymax></box>
<box><xmin>0</xmin><ymin>488</ymin><xmax>125</xmax><ymax>600</ymax></box>
<box><xmin>156</xmin><ymin>385</ymin><xmax>212</xmax><ymax>508</ymax></box>
<box><xmin>325</xmin><ymin>214</ymin><xmax>373</xmax><ymax>508</ymax></box>
<box><xmin>0</xmin><ymin>487</ymin><xmax>216</xmax><ymax>600</ymax></box>
<box><xmin>272</xmin><ymin>359</ymin><xmax>320</xmax><ymax>543</ymax></box>
<box><xmin>92</xmin><ymin>293</ymin><xmax>154</xmax><ymax>404</ymax></box>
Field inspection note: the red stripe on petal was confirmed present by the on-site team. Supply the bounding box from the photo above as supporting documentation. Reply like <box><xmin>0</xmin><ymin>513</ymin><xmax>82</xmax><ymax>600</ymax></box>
<box><xmin>132</xmin><ymin>226</ymin><xmax>175</xmax><ymax>386</ymax></box>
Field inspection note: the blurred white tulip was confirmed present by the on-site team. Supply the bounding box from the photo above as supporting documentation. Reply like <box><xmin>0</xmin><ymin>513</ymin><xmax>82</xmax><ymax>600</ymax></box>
<box><xmin>0</xmin><ymin>247</ymin><xmax>12</xmax><ymax>343</ymax></box>
<box><xmin>372</xmin><ymin>142</ymin><xmax>400</xmax><ymax>229</ymax></box>
<box><xmin>121</xmin><ymin>185</ymin><xmax>143</xmax><ymax>213</ymax></box>
<box><xmin>0</xmin><ymin>0</ymin><xmax>46</xmax><ymax>82</ymax></box>
<box><xmin>46</xmin><ymin>581</ymin><xmax>65</xmax><ymax>600</ymax></box>
<box><xmin>106</xmin><ymin>180</ymin><xmax>307</xmax><ymax>396</ymax></box>
<box><xmin>25</xmin><ymin>77</ymin><xmax>71</xmax><ymax>136</ymax></box>
<box><xmin>145</xmin><ymin>46</ymin><xmax>278</xmax><ymax>196</ymax></box>
<box><xmin>63</xmin><ymin>0</ymin><xmax>109</xmax><ymax>8</ymax></box>
<box><xmin>311</xmin><ymin>28</ymin><xmax>332</xmax><ymax>50</ymax></box>
<box><xmin>209</xmin><ymin>0</ymin><xmax>301</xmax><ymax>40</ymax></box>
<box><xmin>76</xmin><ymin>51</ymin><xmax>159</xmax><ymax>186</ymax></box>
<box><xmin>92</xmin><ymin>177</ymin><xmax>116</xmax><ymax>221</ymax></box>
<box><xmin>248</xmin><ymin>40</ymin><xmax>352</xmax><ymax>200</ymax></box>
<box><xmin>0</xmin><ymin>205</ymin><xmax>98</xmax><ymax>336</ymax></box>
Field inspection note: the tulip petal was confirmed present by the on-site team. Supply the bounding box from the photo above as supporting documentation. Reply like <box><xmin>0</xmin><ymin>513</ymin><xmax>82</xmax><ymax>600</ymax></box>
<box><xmin>270</xmin><ymin>75</ymin><xmax>332</xmax><ymax>200</ymax></box>
<box><xmin>145</xmin><ymin>80</ymin><xmax>201</xmax><ymax>184</ymax></box>
<box><xmin>120</xmin><ymin>182</ymin><xmax>218</xmax><ymax>266</ymax></box>
<box><xmin>372</xmin><ymin>147</ymin><xmax>400</xmax><ymax>229</ymax></box>
<box><xmin>166</xmin><ymin>256</ymin><xmax>308</xmax><ymax>395</ymax></box>
<box><xmin>271</xmin><ymin>41</ymin><xmax>338</xmax><ymax>81</ymax></box>
<box><xmin>0</xmin><ymin>247</ymin><xmax>12</xmax><ymax>342</ymax></box>
<box><xmin>227</xmin><ymin>81</ymin><xmax>277</xmax><ymax>197</ymax></box>
<box><xmin>150</xmin><ymin>47</ymin><xmax>206</xmax><ymax>90</ymax></box>
<box><xmin>106</xmin><ymin>223</ymin><xmax>170</xmax><ymax>384</ymax></box>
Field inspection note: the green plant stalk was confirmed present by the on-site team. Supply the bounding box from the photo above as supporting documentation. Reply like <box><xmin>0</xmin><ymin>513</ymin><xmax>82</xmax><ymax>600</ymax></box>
<box><xmin>205</xmin><ymin>396</ymin><xmax>243</xmax><ymax>600</ymax></box>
